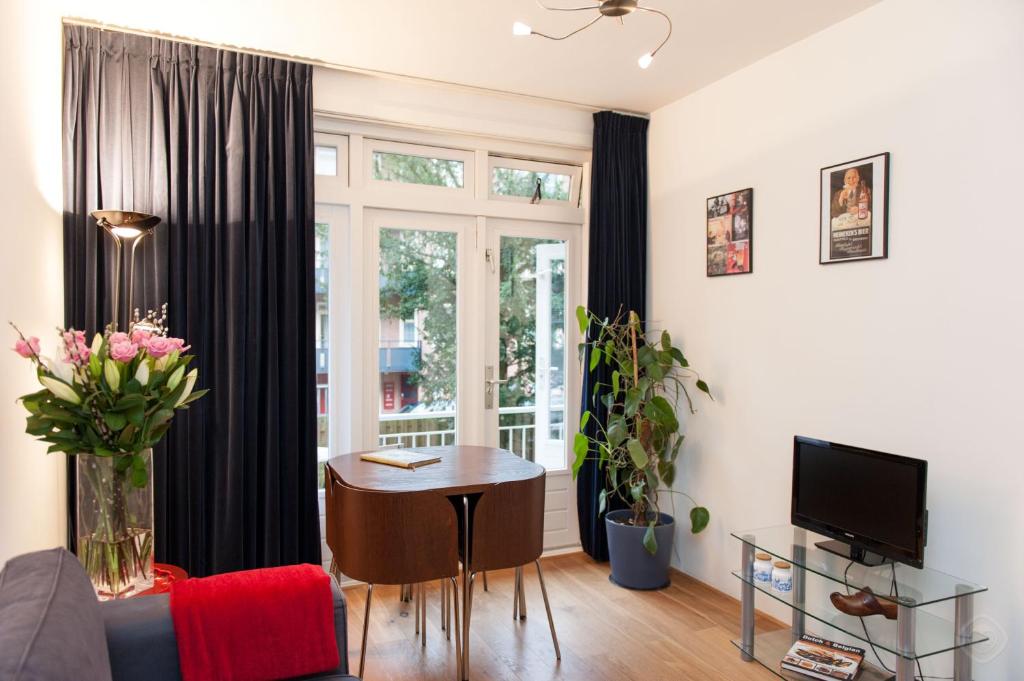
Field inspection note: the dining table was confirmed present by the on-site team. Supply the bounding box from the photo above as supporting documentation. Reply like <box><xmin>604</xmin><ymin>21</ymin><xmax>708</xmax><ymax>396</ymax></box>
<box><xmin>325</xmin><ymin>445</ymin><xmax>546</xmax><ymax>680</ymax></box>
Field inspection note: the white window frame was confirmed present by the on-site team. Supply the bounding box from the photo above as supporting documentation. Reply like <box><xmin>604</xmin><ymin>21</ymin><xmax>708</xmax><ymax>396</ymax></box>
<box><xmin>488</xmin><ymin>156</ymin><xmax>583</xmax><ymax>207</ymax></box>
<box><xmin>364</xmin><ymin>139</ymin><xmax>475</xmax><ymax>199</ymax></box>
<box><xmin>314</xmin><ymin>133</ymin><xmax>349</xmax><ymax>195</ymax></box>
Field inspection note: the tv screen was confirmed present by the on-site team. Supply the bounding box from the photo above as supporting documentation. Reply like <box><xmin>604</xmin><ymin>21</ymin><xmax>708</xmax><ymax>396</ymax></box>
<box><xmin>792</xmin><ymin>436</ymin><xmax>927</xmax><ymax>567</ymax></box>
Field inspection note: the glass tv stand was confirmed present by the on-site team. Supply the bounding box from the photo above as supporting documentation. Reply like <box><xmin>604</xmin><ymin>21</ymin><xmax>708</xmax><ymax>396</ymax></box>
<box><xmin>732</xmin><ymin>525</ymin><xmax>987</xmax><ymax>681</ymax></box>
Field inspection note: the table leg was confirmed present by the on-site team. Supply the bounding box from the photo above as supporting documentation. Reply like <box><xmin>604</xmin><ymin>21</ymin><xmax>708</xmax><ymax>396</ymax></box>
<box><xmin>897</xmin><ymin>599</ymin><xmax>917</xmax><ymax>681</ymax></box>
<box><xmin>450</xmin><ymin>576</ymin><xmax>462</xmax><ymax>681</ymax></box>
<box><xmin>740</xmin><ymin>535</ymin><xmax>755</xmax><ymax>662</ymax></box>
<box><xmin>954</xmin><ymin>587</ymin><xmax>973</xmax><ymax>681</ymax></box>
<box><xmin>462</xmin><ymin>495</ymin><xmax>471</xmax><ymax>680</ymax></box>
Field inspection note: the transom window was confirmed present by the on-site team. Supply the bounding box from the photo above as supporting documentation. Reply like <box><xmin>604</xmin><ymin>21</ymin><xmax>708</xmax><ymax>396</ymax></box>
<box><xmin>489</xmin><ymin>156</ymin><xmax>582</xmax><ymax>205</ymax></box>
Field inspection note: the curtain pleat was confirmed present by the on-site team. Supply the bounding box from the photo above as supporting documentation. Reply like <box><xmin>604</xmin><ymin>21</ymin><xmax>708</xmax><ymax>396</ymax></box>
<box><xmin>62</xmin><ymin>25</ymin><xmax>321</xmax><ymax>575</ymax></box>
<box><xmin>577</xmin><ymin>111</ymin><xmax>650</xmax><ymax>561</ymax></box>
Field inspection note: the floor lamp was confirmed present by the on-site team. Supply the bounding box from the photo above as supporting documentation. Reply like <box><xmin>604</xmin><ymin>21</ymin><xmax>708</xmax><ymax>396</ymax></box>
<box><xmin>90</xmin><ymin>210</ymin><xmax>161</xmax><ymax>331</ymax></box>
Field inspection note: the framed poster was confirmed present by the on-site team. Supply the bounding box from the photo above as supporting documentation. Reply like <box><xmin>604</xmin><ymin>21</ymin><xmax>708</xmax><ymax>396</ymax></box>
<box><xmin>706</xmin><ymin>187</ymin><xmax>753</xmax><ymax>276</ymax></box>
<box><xmin>820</xmin><ymin>153</ymin><xmax>889</xmax><ymax>264</ymax></box>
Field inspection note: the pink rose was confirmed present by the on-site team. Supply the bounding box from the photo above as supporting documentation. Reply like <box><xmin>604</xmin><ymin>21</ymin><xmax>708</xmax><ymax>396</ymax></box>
<box><xmin>130</xmin><ymin>329</ymin><xmax>152</xmax><ymax>345</ymax></box>
<box><xmin>13</xmin><ymin>336</ymin><xmax>40</xmax><ymax>358</ymax></box>
<box><xmin>167</xmin><ymin>337</ymin><xmax>190</xmax><ymax>353</ymax></box>
<box><xmin>108</xmin><ymin>332</ymin><xmax>130</xmax><ymax>345</ymax></box>
<box><xmin>144</xmin><ymin>336</ymin><xmax>176</xmax><ymax>358</ymax></box>
<box><xmin>109</xmin><ymin>340</ymin><xmax>139</xmax><ymax>363</ymax></box>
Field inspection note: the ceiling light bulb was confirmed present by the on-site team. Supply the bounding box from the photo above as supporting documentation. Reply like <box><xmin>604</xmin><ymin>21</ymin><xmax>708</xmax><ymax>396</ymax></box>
<box><xmin>111</xmin><ymin>226</ymin><xmax>143</xmax><ymax>238</ymax></box>
<box><xmin>638</xmin><ymin>53</ymin><xmax>654</xmax><ymax>69</ymax></box>
<box><xmin>512</xmin><ymin>21</ymin><xmax>533</xmax><ymax>36</ymax></box>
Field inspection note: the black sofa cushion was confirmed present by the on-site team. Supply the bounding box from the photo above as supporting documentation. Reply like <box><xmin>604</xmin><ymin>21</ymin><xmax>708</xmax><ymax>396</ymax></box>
<box><xmin>0</xmin><ymin>547</ymin><xmax>113</xmax><ymax>681</ymax></box>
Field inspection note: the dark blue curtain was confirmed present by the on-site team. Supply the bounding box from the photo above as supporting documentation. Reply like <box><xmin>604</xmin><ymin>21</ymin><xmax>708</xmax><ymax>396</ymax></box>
<box><xmin>62</xmin><ymin>26</ymin><xmax>321</xmax><ymax>575</ymax></box>
<box><xmin>577</xmin><ymin>111</ymin><xmax>649</xmax><ymax>561</ymax></box>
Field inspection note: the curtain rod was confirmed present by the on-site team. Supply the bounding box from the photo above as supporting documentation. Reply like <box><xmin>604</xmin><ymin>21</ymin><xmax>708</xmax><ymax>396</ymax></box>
<box><xmin>61</xmin><ymin>17</ymin><xmax>651</xmax><ymax>119</ymax></box>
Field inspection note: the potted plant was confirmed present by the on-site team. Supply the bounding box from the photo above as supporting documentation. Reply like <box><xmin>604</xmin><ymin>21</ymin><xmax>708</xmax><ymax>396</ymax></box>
<box><xmin>572</xmin><ymin>307</ymin><xmax>712</xmax><ymax>589</ymax></box>
<box><xmin>10</xmin><ymin>308</ymin><xmax>206</xmax><ymax>599</ymax></box>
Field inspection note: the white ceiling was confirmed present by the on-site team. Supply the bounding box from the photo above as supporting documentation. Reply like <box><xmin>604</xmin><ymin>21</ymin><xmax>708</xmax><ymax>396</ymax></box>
<box><xmin>83</xmin><ymin>0</ymin><xmax>883</xmax><ymax>113</ymax></box>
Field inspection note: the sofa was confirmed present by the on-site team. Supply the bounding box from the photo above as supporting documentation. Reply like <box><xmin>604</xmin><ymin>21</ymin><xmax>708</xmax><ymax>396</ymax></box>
<box><xmin>0</xmin><ymin>548</ymin><xmax>358</xmax><ymax>681</ymax></box>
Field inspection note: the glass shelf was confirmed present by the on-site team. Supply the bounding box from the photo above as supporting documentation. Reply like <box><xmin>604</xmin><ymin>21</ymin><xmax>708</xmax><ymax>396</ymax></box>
<box><xmin>732</xmin><ymin>525</ymin><xmax>986</xmax><ymax>608</ymax></box>
<box><xmin>732</xmin><ymin>629</ymin><xmax>893</xmax><ymax>681</ymax></box>
<box><xmin>732</xmin><ymin>571</ymin><xmax>988</xmax><ymax>660</ymax></box>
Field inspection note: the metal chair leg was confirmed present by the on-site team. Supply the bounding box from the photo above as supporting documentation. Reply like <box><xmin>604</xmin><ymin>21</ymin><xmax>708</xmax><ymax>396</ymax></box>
<box><xmin>513</xmin><ymin>567</ymin><xmax>520</xmax><ymax>620</ymax></box>
<box><xmin>421</xmin><ymin>583</ymin><xmax>427</xmax><ymax>647</ymax></box>
<box><xmin>359</xmin><ymin>583</ymin><xmax>375</xmax><ymax>678</ymax></box>
<box><xmin>518</xmin><ymin>566</ymin><xmax>527</xmax><ymax>620</ymax></box>
<box><xmin>415</xmin><ymin>583</ymin><xmax>421</xmax><ymax>635</ymax></box>
<box><xmin>535</xmin><ymin>560</ymin><xmax>561</xmax><ymax>661</ymax></box>
<box><xmin>482</xmin><ymin>570</ymin><xmax>489</xmax><ymax>592</ymax></box>
<box><xmin>450</xmin><ymin>576</ymin><xmax>462</xmax><ymax>681</ymax></box>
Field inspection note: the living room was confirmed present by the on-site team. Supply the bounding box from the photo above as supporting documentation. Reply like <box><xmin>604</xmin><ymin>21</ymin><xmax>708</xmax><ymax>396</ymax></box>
<box><xmin>1</xmin><ymin>1</ymin><xmax>1020</xmax><ymax>680</ymax></box>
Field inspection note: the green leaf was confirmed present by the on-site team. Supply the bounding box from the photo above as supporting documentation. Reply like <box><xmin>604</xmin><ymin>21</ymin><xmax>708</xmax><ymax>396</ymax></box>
<box><xmin>604</xmin><ymin>341</ymin><xmax>614</xmax><ymax>365</ymax></box>
<box><xmin>661</xmin><ymin>329</ymin><xmax>672</xmax><ymax>350</ymax></box>
<box><xmin>576</xmin><ymin>305</ymin><xmax>589</xmax><ymax>335</ymax></box>
<box><xmin>626</xmin><ymin>438</ymin><xmax>648</xmax><ymax>468</ymax></box>
<box><xmin>130</xmin><ymin>465</ymin><xmax>148</xmax><ymax>488</ymax></box>
<box><xmin>177</xmin><ymin>389</ymin><xmax>209</xmax><ymax>407</ymax></box>
<box><xmin>696</xmin><ymin>379</ymin><xmax>711</xmax><ymax>397</ymax></box>
<box><xmin>644</xmin><ymin>395</ymin><xmax>679</xmax><ymax>431</ymax></box>
<box><xmin>598</xmin><ymin>489</ymin><xmax>608</xmax><ymax>515</ymax></box>
<box><xmin>589</xmin><ymin>348</ymin><xmax>601</xmax><ymax>372</ymax></box>
<box><xmin>115</xmin><ymin>455</ymin><xmax>133</xmax><ymax>473</ymax></box>
<box><xmin>150</xmin><ymin>409</ymin><xmax>175</xmax><ymax>428</ymax></box>
<box><xmin>624</xmin><ymin>388</ymin><xmax>641</xmax><ymax>417</ymax></box>
<box><xmin>658</xmin><ymin>460</ymin><xmax>676</xmax><ymax>487</ymax></box>
<box><xmin>126</xmin><ymin>406</ymin><xmax>145</xmax><ymax>427</ymax></box>
<box><xmin>579</xmin><ymin>410</ymin><xmax>591</xmax><ymax>432</ymax></box>
<box><xmin>643</xmin><ymin>521</ymin><xmax>658</xmax><ymax>555</ymax></box>
<box><xmin>124</xmin><ymin>378</ymin><xmax>142</xmax><ymax>395</ymax></box>
<box><xmin>571</xmin><ymin>432</ymin><xmax>589</xmax><ymax>479</ymax></box>
<box><xmin>606</xmin><ymin>415</ymin><xmax>627</xmax><ymax>448</ymax></box>
<box><xmin>611</xmin><ymin>370</ymin><xmax>620</xmax><ymax>398</ymax></box>
<box><xmin>166</xmin><ymin>365</ymin><xmax>186</xmax><ymax>392</ymax></box>
<box><xmin>690</xmin><ymin>506</ymin><xmax>710</xmax><ymax>534</ymax></box>
<box><xmin>89</xmin><ymin>353</ymin><xmax>102</xmax><ymax>379</ymax></box>
<box><xmin>103</xmin><ymin>411</ymin><xmax>128</xmax><ymax>431</ymax></box>
<box><xmin>669</xmin><ymin>347</ymin><xmax>689</xmax><ymax>368</ymax></box>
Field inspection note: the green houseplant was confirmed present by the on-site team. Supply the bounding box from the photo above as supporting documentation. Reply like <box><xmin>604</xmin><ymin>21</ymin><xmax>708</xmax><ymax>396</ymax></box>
<box><xmin>571</xmin><ymin>307</ymin><xmax>712</xmax><ymax>588</ymax></box>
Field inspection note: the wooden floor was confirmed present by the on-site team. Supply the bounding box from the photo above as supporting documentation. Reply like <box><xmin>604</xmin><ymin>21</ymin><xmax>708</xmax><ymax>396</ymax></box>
<box><xmin>342</xmin><ymin>551</ymin><xmax>784</xmax><ymax>681</ymax></box>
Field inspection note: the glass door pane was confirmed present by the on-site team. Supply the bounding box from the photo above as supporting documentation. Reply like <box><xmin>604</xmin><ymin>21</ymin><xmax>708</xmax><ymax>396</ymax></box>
<box><xmin>377</xmin><ymin>227</ymin><xmax>458</xmax><ymax>448</ymax></box>
<box><xmin>497</xmin><ymin>236</ymin><xmax>568</xmax><ymax>469</ymax></box>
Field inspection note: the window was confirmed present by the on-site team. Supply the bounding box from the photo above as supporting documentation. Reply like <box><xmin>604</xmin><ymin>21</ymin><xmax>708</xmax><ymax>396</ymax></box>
<box><xmin>365</xmin><ymin>140</ymin><xmax>475</xmax><ymax>197</ymax></box>
<box><xmin>400</xmin><ymin>318</ymin><xmax>418</xmax><ymax>344</ymax></box>
<box><xmin>489</xmin><ymin>156</ymin><xmax>582</xmax><ymax>205</ymax></box>
<box><xmin>315</xmin><ymin>222</ymin><xmax>330</xmax><ymax>488</ymax></box>
<box><xmin>315</xmin><ymin>145</ymin><xmax>338</xmax><ymax>176</ymax></box>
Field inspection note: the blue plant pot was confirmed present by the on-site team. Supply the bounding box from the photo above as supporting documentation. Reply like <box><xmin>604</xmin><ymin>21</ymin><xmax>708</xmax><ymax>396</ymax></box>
<box><xmin>605</xmin><ymin>509</ymin><xmax>675</xmax><ymax>590</ymax></box>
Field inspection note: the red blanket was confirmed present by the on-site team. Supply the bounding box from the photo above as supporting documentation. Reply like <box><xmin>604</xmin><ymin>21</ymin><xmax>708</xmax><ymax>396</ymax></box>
<box><xmin>170</xmin><ymin>564</ymin><xmax>340</xmax><ymax>681</ymax></box>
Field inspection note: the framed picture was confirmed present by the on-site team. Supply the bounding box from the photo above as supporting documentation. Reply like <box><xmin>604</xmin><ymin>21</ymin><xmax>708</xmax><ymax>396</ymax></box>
<box><xmin>706</xmin><ymin>187</ymin><xmax>753</xmax><ymax>276</ymax></box>
<box><xmin>820</xmin><ymin>152</ymin><xmax>889</xmax><ymax>264</ymax></box>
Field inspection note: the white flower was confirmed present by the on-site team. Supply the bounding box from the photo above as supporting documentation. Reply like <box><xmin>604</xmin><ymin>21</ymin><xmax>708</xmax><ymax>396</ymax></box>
<box><xmin>134</xmin><ymin>361</ymin><xmax>150</xmax><ymax>387</ymax></box>
<box><xmin>41</xmin><ymin>355</ymin><xmax>75</xmax><ymax>384</ymax></box>
<box><xmin>175</xmin><ymin>369</ymin><xmax>198</xmax><ymax>407</ymax></box>
<box><xmin>90</xmin><ymin>333</ymin><xmax>103</xmax><ymax>356</ymax></box>
<box><xmin>40</xmin><ymin>376</ymin><xmax>81</xmax><ymax>405</ymax></box>
<box><xmin>104</xmin><ymin>359</ymin><xmax>121</xmax><ymax>392</ymax></box>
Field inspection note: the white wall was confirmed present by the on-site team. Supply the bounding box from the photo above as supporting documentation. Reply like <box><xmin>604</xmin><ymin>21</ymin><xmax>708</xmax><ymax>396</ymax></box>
<box><xmin>649</xmin><ymin>0</ymin><xmax>1023</xmax><ymax>677</ymax></box>
<box><xmin>0</xmin><ymin>0</ymin><xmax>593</xmax><ymax>568</ymax></box>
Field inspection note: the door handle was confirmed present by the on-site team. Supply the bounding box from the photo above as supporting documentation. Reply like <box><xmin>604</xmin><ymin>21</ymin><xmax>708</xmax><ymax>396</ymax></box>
<box><xmin>484</xmin><ymin>366</ymin><xmax>508</xmax><ymax>410</ymax></box>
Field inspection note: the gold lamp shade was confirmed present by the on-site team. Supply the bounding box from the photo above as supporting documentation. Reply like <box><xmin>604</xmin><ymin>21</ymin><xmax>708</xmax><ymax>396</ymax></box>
<box><xmin>90</xmin><ymin>210</ymin><xmax>161</xmax><ymax>239</ymax></box>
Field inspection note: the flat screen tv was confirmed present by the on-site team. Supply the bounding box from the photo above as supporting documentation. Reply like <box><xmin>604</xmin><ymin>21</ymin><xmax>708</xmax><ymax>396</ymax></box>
<box><xmin>791</xmin><ymin>436</ymin><xmax>928</xmax><ymax>568</ymax></box>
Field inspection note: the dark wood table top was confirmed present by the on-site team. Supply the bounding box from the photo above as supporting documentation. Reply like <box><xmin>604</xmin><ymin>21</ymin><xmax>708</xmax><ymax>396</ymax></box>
<box><xmin>326</xmin><ymin>445</ymin><xmax>543</xmax><ymax>496</ymax></box>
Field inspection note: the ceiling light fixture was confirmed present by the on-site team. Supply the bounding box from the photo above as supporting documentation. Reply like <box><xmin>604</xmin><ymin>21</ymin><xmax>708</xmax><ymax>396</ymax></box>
<box><xmin>512</xmin><ymin>0</ymin><xmax>672</xmax><ymax>69</ymax></box>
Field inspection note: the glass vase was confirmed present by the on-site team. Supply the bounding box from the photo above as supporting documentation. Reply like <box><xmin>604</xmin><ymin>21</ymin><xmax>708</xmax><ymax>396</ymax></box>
<box><xmin>76</xmin><ymin>450</ymin><xmax>155</xmax><ymax>600</ymax></box>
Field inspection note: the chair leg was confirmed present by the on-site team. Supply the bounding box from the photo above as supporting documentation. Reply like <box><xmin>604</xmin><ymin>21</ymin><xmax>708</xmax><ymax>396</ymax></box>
<box><xmin>534</xmin><ymin>560</ymin><xmax>561</xmax><ymax>661</ymax></box>
<box><xmin>450</xmin><ymin>576</ymin><xmax>462</xmax><ymax>681</ymax></box>
<box><xmin>421</xmin><ymin>583</ymin><xmax>427</xmax><ymax>647</ymax></box>
<box><xmin>518</xmin><ymin>565</ymin><xmax>527</xmax><ymax>620</ymax></box>
<box><xmin>512</xmin><ymin>566</ymin><xmax>520</xmax><ymax>620</ymax></box>
<box><xmin>482</xmin><ymin>570</ymin><xmax>489</xmax><ymax>592</ymax></box>
<box><xmin>359</xmin><ymin>583</ymin><xmax>375</xmax><ymax>678</ymax></box>
<box><xmin>463</xmin><ymin>572</ymin><xmax>477</xmax><ymax>681</ymax></box>
<box><xmin>415</xmin><ymin>583</ymin><xmax>421</xmax><ymax>635</ymax></box>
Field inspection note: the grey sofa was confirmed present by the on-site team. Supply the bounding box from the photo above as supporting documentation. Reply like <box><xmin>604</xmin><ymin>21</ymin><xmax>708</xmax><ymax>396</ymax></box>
<box><xmin>0</xmin><ymin>548</ymin><xmax>358</xmax><ymax>681</ymax></box>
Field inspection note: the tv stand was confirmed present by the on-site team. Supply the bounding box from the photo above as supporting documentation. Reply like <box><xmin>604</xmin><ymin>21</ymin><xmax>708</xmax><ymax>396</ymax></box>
<box><xmin>730</xmin><ymin>525</ymin><xmax>987</xmax><ymax>681</ymax></box>
<box><xmin>815</xmin><ymin>539</ymin><xmax>890</xmax><ymax>567</ymax></box>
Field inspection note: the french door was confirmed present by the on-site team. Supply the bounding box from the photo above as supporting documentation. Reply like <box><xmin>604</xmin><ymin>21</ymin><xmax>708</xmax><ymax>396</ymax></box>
<box><xmin>363</xmin><ymin>209</ymin><xmax>582</xmax><ymax>550</ymax></box>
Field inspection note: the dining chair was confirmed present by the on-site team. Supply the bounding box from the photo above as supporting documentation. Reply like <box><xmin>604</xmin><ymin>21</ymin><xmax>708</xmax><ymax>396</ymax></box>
<box><xmin>458</xmin><ymin>473</ymin><xmax>560</xmax><ymax>679</ymax></box>
<box><xmin>325</xmin><ymin>469</ymin><xmax>462</xmax><ymax>679</ymax></box>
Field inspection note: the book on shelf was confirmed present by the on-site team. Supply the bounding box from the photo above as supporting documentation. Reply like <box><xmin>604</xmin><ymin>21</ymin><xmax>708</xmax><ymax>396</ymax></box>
<box><xmin>359</xmin><ymin>449</ymin><xmax>441</xmax><ymax>469</ymax></box>
<box><xmin>780</xmin><ymin>634</ymin><xmax>865</xmax><ymax>681</ymax></box>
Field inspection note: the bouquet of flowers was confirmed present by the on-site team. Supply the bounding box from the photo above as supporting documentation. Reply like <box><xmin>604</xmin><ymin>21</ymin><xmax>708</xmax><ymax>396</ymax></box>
<box><xmin>10</xmin><ymin>306</ymin><xmax>206</xmax><ymax>597</ymax></box>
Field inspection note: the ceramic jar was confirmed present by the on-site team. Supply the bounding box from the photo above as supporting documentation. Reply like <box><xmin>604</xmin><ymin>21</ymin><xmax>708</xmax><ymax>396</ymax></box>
<box><xmin>771</xmin><ymin>561</ymin><xmax>793</xmax><ymax>593</ymax></box>
<box><xmin>753</xmin><ymin>552</ymin><xmax>773</xmax><ymax>584</ymax></box>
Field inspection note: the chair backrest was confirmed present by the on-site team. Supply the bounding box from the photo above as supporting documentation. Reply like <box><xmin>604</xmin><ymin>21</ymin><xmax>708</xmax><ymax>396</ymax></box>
<box><xmin>325</xmin><ymin>469</ymin><xmax>459</xmax><ymax>585</ymax></box>
<box><xmin>469</xmin><ymin>471</ymin><xmax>545</xmax><ymax>572</ymax></box>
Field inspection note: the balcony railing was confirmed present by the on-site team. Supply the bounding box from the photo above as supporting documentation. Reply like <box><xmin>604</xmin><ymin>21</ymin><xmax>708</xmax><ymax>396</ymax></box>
<box><xmin>376</xmin><ymin>406</ymin><xmax>565</xmax><ymax>462</ymax></box>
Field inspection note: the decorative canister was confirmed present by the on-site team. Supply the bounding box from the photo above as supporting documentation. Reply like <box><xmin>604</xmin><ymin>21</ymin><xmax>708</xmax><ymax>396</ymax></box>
<box><xmin>753</xmin><ymin>553</ymin><xmax>773</xmax><ymax>584</ymax></box>
<box><xmin>771</xmin><ymin>561</ymin><xmax>793</xmax><ymax>593</ymax></box>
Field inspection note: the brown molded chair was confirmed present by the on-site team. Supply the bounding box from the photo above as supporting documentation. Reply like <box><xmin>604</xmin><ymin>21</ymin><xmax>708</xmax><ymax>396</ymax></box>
<box><xmin>459</xmin><ymin>472</ymin><xmax>560</xmax><ymax>678</ymax></box>
<box><xmin>325</xmin><ymin>467</ymin><xmax>462</xmax><ymax>679</ymax></box>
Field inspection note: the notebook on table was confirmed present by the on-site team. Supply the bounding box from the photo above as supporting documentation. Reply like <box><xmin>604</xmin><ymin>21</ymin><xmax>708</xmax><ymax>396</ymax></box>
<box><xmin>359</xmin><ymin>449</ymin><xmax>441</xmax><ymax>469</ymax></box>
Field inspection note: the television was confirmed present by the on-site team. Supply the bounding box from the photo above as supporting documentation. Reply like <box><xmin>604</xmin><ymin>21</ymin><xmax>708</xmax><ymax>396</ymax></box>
<box><xmin>791</xmin><ymin>436</ymin><xmax>928</xmax><ymax>568</ymax></box>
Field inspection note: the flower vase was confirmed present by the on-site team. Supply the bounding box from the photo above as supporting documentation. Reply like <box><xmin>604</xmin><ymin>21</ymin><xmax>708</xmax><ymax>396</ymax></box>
<box><xmin>76</xmin><ymin>450</ymin><xmax>154</xmax><ymax>599</ymax></box>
